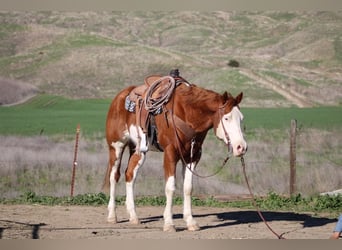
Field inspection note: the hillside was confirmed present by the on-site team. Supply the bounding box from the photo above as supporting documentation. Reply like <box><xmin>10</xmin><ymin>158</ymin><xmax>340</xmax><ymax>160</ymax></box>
<box><xmin>0</xmin><ymin>11</ymin><xmax>341</xmax><ymax>107</ymax></box>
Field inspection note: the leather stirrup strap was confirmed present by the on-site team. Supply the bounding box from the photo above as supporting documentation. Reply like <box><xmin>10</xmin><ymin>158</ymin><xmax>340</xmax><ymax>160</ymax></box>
<box><xmin>170</xmin><ymin>114</ymin><xmax>197</xmax><ymax>141</ymax></box>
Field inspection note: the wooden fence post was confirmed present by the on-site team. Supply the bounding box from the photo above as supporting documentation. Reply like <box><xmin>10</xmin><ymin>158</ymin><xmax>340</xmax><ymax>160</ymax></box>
<box><xmin>70</xmin><ymin>124</ymin><xmax>80</xmax><ymax>197</ymax></box>
<box><xmin>290</xmin><ymin>119</ymin><xmax>297</xmax><ymax>195</ymax></box>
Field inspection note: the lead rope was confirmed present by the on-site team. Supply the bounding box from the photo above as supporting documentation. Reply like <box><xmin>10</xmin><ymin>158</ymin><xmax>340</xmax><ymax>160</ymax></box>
<box><xmin>240</xmin><ymin>156</ymin><xmax>286</xmax><ymax>239</ymax></box>
<box><xmin>188</xmin><ymin>137</ymin><xmax>231</xmax><ymax>178</ymax></box>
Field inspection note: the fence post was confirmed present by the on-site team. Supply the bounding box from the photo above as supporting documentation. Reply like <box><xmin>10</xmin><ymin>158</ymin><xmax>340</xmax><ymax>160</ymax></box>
<box><xmin>290</xmin><ymin>119</ymin><xmax>297</xmax><ymax>195</ymax></box>
<box><xmin>70</xmin><ymin>124</ymin><xmax>80</xmax><ymax>197</ymax></box>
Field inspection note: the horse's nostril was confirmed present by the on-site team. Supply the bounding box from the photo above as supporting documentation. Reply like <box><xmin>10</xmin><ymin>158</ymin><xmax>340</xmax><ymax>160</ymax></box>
<box><xmin>237</xmin><ymin>144</ymin><xmax>246</xmax><ymax>154</ymax></box>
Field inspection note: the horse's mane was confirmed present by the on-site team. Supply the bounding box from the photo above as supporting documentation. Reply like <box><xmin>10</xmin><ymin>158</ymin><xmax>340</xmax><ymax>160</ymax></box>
<box><xmin>177</xmin><ymin>83</ymin><xmax>226</xmax><ymax>110</ymax></box>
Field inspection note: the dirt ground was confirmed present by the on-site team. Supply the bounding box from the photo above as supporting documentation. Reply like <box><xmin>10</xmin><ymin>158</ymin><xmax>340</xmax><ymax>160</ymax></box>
<box><xmin>0</xmin><ymin>204</ymin><xmax>338</xmax><ymax>239</ymax></box>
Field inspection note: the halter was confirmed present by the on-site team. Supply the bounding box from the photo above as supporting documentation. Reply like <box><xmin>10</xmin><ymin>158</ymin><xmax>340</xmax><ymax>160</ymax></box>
<box><xmin>217</xmin><ymin>100</ymin><xmax>232</xmax><ymax>153</ymax></box>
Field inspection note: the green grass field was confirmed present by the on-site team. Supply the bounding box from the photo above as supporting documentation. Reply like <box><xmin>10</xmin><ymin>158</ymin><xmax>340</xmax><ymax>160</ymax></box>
<box><xmin>243</xmin><ymin>107</ymin><xmax>342</xmax><ymax>130</ymax></box>
<box><xmin>0</xmin><ymin>95</ymin><xmax>108</xmax><ymax>137</ymax></box>
<box><xmin>0</xmin><ymin>95</ymin><xmax>341</xmax><ymax>137</ymax></box>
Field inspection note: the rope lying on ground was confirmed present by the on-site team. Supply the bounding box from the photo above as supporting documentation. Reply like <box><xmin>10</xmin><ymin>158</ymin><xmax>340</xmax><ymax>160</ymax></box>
<box><xmin>241</xmin><ymin>156</ymin><xmax>286</xmax><ymax>239</ymax></box>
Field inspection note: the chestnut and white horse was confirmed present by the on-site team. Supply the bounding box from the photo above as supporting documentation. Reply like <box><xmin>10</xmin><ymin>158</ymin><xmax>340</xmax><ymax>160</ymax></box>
<box><xmin>103</xmin><ymin>75</ymin><xmax>247</xmax><ymax>232</ymax></box>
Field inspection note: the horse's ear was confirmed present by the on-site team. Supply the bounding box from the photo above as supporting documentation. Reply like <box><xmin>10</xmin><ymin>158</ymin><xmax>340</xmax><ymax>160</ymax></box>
<box><xmin>222</xmin><ymin>91</ymin><xmax>233</xmax><ymax>101</ymax></box>
<box><xmin>235</xmin><ymin>92</ymin><xmax>243</xmax><ymax>104</ymax></box>
<box><xmin>222</xmin><ymin>91</ymin><xmax>229</xmax><ymax>101</ymax></box>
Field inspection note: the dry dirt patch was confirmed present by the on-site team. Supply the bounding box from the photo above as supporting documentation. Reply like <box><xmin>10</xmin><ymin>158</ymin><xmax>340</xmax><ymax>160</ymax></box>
<box><xmin>0</xmin><ymin>77</ymin><xmax>38</xmax><ymax>106</ymax></box>
<box><xmin>0</xmin><ymin>204</ymin><xmax>337</xmax><ymax>239</ymax></box>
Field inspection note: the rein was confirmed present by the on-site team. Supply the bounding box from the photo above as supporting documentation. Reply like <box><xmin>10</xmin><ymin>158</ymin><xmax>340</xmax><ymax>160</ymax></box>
<box><xmin>240</xmin><ymin>156</ymin><xmax>286</xmax><ymax>239</ymax></box>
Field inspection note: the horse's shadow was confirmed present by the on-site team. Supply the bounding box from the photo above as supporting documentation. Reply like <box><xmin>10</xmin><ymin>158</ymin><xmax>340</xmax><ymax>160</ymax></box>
<box><xmin>198</xmin><ymin>210</ymin><xmax>336</xmax><ymax>230</ymax></box>
<box><xmin>140</xmin><ymin>210</ymin><xmax>337</xmax><ymax>231</ymax></box>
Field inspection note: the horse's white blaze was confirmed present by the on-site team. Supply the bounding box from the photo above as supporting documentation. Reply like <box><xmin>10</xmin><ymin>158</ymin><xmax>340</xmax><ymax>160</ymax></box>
<box><xmin>163</xmin><ymin>176</ymin><xmax>175</xmax><ymax>227</ymax></box>
<box><xmin>126</xmin><ymin>153</ymin><xmax>145</xmax><ymax>223</ymax></box>
<box><xmin>107</xmin><ymin>141</ymin><xmax>125</xmax><ymax>222</ymax></box>
<box><xmin>216</xmin><ymin>106</ymin><xmax>247</xmax><ymax>156</ymax></box>
<box><xmin>129</xmin><ymin>124</ymin><xmax>149</xmax><ymax>152</ymax></box>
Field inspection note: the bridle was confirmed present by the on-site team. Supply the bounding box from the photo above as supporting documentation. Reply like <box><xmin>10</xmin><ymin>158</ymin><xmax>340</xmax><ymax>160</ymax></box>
<box><xmin>217</xmin><ymin>100</ymin><xmax>233</xmax><ymax>154</ymax></box>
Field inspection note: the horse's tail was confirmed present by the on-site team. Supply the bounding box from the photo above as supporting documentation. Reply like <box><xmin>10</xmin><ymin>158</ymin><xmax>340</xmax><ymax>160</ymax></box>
<box><xmin>102</xmin><ymin>85</ymin><xmax>135</xmax><ymax>193</ymax></box>
<box><xmin>102</xmin><ymin>86</ymin><xmax>135</xmax><ymax>193</ymax></box>
<box><xmin>102</xmin><ymin>143</ymin><xmax>127</xmax><ymax>193</ymax></box>
<box><xmin>102</xmin><ymin>159</ymin><xmax>112</xmax><ymax>193</ymax></box>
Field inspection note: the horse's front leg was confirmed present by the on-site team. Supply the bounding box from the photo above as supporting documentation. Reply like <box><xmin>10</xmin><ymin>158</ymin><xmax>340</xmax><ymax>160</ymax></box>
<box><xmin>163</xmin><ymin>174</ymin><xmax>176</xmax><ymax>232</ymax></box>
<box><xmin>125</xmin><ymin>152</ymin><xmax>146</xmax><ymax>224</ymax></box>
<box><xmin>183</xmin><ymin>162</ymin><xmax>200</xmax><ymax>231</ymax></box>
<box><xmin>163</xmin><ymin>151</ymin><xmax>177</xmax><ymax>232</ymax></box>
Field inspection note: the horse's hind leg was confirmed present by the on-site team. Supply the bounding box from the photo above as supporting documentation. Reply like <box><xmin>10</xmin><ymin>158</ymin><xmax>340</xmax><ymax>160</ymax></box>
<box><xmin>125</xmin><ymin>149</ymin><xmax>146</xmax><ymax>224</ymax></box>
<box><xmin>107</xmin><ymin>141</ymin><xmax>125</xmax><ymax>223</ymax></box>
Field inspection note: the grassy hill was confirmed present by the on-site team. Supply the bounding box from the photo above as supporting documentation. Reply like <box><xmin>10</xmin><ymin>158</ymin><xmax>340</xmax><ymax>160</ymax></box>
<box><xmin>0</xmin><ymin>11</ymin><xmax>341</xmax><ymax>107</ymax></box>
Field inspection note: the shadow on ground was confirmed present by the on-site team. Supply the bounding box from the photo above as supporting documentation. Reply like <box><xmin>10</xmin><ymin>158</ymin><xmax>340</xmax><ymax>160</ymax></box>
<box><xmin>140</xmin><ymin>210</ymin><xmax>337</xmax><ymax>231</ymax></box>
<box><xmin>0</xmin><ymin>210</ymin><xmax>337</xmax><ymax>239</ymax></box>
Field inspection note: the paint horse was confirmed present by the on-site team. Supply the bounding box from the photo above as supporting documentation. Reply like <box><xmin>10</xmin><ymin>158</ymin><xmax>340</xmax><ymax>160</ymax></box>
<box><xmin>103</xmin><ymin>71</ymin><xmax>247</xmax><ymax>232</ymax></box>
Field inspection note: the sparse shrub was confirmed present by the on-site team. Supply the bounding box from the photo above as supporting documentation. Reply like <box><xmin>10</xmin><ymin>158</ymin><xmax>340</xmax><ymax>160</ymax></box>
<box><xmin>2</xmin><ymin>191</ymin><xmax>341</xmax><ymax>215</ymax></box>
<box><xmin>227</xmin><ymin>59</ymin><xmax>240</xmax><ymax>67</ymax></box>
<box><xmin>69</xmin><ymin>192</ymin><xmax>108</xmax><ymax>205</ymax></box>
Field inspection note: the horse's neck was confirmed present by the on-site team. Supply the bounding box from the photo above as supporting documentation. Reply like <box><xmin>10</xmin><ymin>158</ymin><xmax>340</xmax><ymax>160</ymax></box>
<box><xmin>175</xmin><ymin>86</ymin><xmax>220</xmax><ymax>133</ymax></box>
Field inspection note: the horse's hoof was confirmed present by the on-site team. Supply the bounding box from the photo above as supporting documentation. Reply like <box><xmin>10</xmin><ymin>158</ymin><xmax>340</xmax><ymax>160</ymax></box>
<box><xmin>129</xmin><ymin>218</ymin><xmax>140</xmax><ymax>225</ymax></box>
<box><xmin>187</xmin><ymin>224</ymin><xmax>200</xmax><ymax>231</ymax></box>
<box><xmin>107</xmin><ymin>217</ymin><xmax>117</xmax><ymax>223</ymax></box>
<box><xmin>163</xmin><ymin>224</ymin><xmax>176</xmax><ymax>232</ymax></box>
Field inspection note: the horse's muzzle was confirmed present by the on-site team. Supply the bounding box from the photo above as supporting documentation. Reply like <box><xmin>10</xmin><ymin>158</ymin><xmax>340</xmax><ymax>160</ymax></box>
<box><xmin>234</xmin><ymin>142</ymin><xmax>247</xmax><ymax>157</ymax></box>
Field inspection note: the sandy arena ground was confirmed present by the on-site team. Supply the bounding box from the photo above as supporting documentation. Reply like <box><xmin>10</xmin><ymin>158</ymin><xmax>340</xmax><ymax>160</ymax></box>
<box><xmin>0</xmin><ymin>204</ymin><xmax>338</xmax><ymax>239</ymax></box>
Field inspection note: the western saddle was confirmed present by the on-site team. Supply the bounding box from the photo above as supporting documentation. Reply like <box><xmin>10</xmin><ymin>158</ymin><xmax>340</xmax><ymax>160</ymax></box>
<box><xmin>124</xmin><ymin>69</ymin><xmax>191</xmax><ymax>152</ymax></box>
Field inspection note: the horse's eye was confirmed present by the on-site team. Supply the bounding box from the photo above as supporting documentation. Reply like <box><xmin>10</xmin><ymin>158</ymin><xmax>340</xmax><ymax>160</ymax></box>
<box><xmin>224</xmin><ymin>115</ymin><xmax>231</xmax><ymax>121</ymax></box>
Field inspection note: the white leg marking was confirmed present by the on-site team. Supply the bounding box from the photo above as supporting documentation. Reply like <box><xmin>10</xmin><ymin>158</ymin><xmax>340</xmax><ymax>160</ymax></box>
<box><xmin>107</xmin><ymin>141</ymin><xmax>125</xmax><ymax>223</ymax></box>
<box><xmin>126</xmin><ymin>153</ymin><xmax>145</xmax><ymax>224</ymax></box>
<box><xmin>183</xmin><ymin>163</ymin><xmax>200</xmax><ymax>231</ymax></box>
<box><xmin>129</xmin><ymin>125</ymin><xmax>149</xmax><ymax>153</ymax></box>
<box><xmin>107</xmin><ymin>165</ymin><xmax>118</xmax><ymax>223</ymax></box>
<box><xmin>163</xmin><ymin>176</ymin><xmax>176</xmax><ymax>232</ymax></box>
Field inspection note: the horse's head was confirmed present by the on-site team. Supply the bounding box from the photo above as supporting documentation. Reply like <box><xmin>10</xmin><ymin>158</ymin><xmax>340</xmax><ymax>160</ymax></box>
<box><xmin>214</xmin><ymin>92</ymin><xmax>247</xmax><ymax>157</ymax></box>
